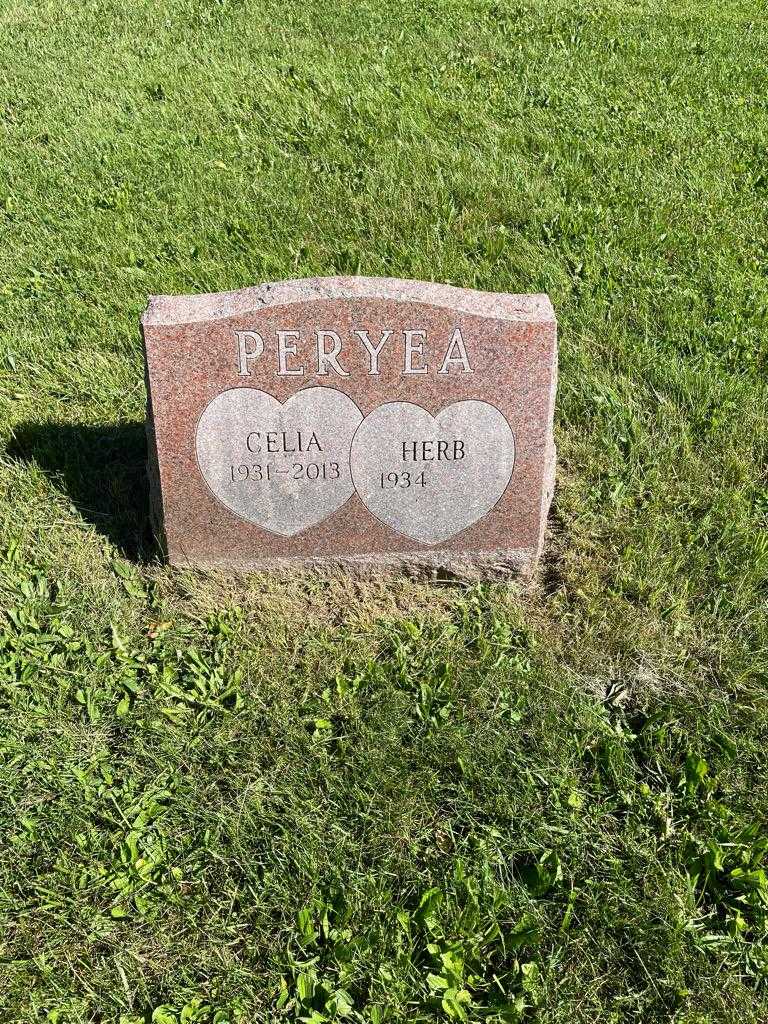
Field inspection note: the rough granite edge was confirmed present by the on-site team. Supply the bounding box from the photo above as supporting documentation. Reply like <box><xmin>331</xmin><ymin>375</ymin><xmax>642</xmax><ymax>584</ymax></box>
<box><xmin>141</xmin><ymin>277</ymin><xmax>556</xmax><ymax>328</ymax></box>
<box><xmin>537</xmin><ymin>438</ymin><xmax>557</xmax><ymax>555</ymax></box>
<box><xmin>163</xmin><ymin>546</ymin><xmax>542</xmax><ymax>582</ymax></box>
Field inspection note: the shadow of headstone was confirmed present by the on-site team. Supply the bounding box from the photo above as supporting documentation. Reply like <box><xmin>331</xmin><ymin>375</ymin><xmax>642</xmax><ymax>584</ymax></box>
<box><xmin>7</xmin><ymin>421</ymin><xmax>153</xmax><ymax>562</ymax></box>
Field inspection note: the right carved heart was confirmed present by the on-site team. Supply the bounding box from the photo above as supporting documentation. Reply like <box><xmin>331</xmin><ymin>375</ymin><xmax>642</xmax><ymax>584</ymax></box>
<box><xmin>350</xmin><ymin>400</ymin><xmax>515</xmax><ymax>544</ymax></box>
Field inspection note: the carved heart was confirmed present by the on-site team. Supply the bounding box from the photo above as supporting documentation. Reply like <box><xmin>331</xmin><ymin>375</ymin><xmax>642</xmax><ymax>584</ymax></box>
<box><xmin>350</xmin><ymin>401</ymin><xmax>515</xmax><ymax>544</ymax></box>
<box><xmin>195</xmin><ymin>386</ymin><xmax>363</xmax><ymax>536</ymax></box>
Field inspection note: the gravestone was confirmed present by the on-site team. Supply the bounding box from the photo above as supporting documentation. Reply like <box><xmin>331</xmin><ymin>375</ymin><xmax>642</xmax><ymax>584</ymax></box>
<box><xmin>141</xmin><ymin>277</ymin><xmax>557</xmax><ymax>577</ymax></box>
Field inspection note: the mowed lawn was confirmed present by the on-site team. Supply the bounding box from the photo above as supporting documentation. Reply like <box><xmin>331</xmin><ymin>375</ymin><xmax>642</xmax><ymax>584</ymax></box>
<box><xmin>0</xmin><ymin>1</ymin><xmax>767</xmax><ymax>1021</ymax></box>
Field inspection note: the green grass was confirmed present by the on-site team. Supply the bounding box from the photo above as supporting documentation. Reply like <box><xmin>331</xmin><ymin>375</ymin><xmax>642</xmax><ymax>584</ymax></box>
<box><xmin>1</xmin><ymin>0</ymin><xmax>767</xmax><ymax>1021</ymax></box>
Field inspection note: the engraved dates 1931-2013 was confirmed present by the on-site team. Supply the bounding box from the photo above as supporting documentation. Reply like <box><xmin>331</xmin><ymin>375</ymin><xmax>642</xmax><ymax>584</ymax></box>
<box><xmin>229</xmin><ymin>461</ymin><xmax>340</xmax><ymax>483</ymax></box>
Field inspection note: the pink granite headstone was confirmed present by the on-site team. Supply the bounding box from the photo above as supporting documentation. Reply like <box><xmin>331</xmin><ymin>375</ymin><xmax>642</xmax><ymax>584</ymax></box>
<box><xmin>141</xmin><ymin>277</ymin><xmax>557</xmax><ymax>577</ymax></box>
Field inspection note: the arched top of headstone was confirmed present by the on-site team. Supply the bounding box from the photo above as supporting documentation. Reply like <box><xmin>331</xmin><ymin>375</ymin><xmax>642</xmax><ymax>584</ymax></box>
<box><xmin>142</xmin><ymin>275</ymin><xmax>554</xmax><ymax>328</ymax></box>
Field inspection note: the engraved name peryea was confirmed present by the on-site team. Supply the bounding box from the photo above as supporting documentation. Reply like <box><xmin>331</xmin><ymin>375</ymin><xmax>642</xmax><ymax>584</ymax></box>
<box><xmin>234</xmin><ymin>327</ymin><xmax>474</xmax><ymax>378</ymax></box>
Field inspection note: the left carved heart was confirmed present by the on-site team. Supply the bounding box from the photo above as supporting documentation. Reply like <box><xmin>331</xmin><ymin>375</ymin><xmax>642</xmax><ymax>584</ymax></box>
<box><xmin>195</xmin><ymin>387</ymin><xmax>363</xmax><ymax>536</ymax></box>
